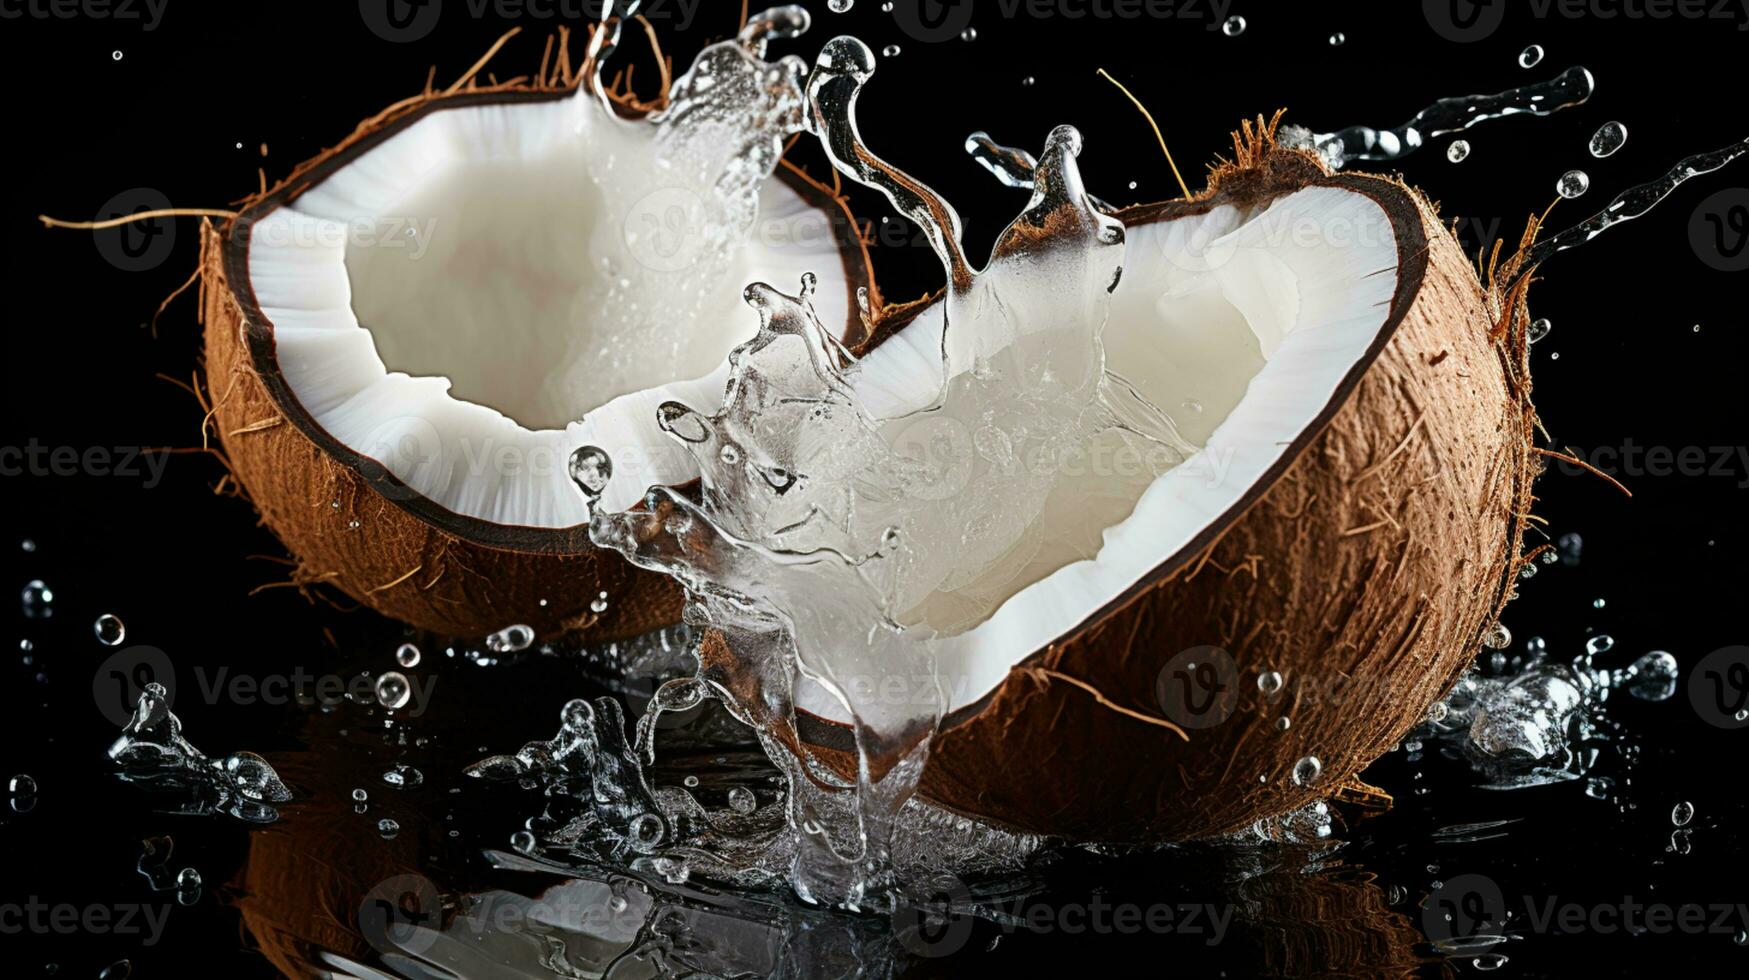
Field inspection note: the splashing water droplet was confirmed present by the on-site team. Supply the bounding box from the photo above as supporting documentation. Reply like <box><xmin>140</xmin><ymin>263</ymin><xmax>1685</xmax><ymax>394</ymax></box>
<box><xmin>352</xmin><ymin>788</ymin><xmax>368</xmax><ymax>802</ymax></box>
<box><xmin>1672</xmin><ymin>800</ymin><xmax>1695</xmax><ymax>826</ymax></box>
<box><xmin>9</xmin><ymin>774</ymin><xmax>36</xmax><ymax>796</ymax></box>
<box><xmin>1519</xmin><ymin>44</ymin><xmax>1545</xmax><ymax>68</ymax></box>
<box><xmin>1222</xmin><ymin>15</ymin><xmax>1247</xmax><ymax>36</ymax></box>
<box><xmin>486</xmin><ymin>624</ymin><xmax>535</xmax><ymax>654</ymax></box>
<box><xmin>827</xmin><ymin>0</ymin><xmax>852</xmax><ymax>11</ymax></box>
<box><xmin>881</xmin><ymin>43</ymin><xmax>900</xmax><ymax>57</ymax></box>
<box><xmin>1329</xmin><ymin>31</ymin><xmax>1346</xmax><ymax>46</ymax></box>
<box><xmin>1589</xmin><ymin>120</ymin><xmax>1628</xmax><ymax>158</ymax></box>
<box><xmin>21</xmin><ymin>579</ymin><xmax>53</xmax><ymax>618</ymax></box>
<box><xmin>1291</xmin><ymin>756</ymin><xmax>1323</xmax><ymax>786</ymax></box>
<box><xmin>590</xmin><ymin>591</ymin><xmax>610</xmax><ymax>614</ymax></box>
<box><xmin>1257</xmin><ymin>670</ymin><xmax>1284</xmax><ymax>695</ymax></box>
<box><xmin>1446</xmin><ymin>139</ymin><xmax>1471</xmax><ymax>163</ymax></box>
<box><xmin>960</xmin><ymin>27</ymin><xmax>977</xmax><ymax>42</ymax></box>
<box><xmin>94</xmin><ymin>614</ymin><xmax>126</xmax><ymax>647</ymax></box>
<box><xmin>374</xmin><ymin>672</ymin><xmax>411</xmax><ymax>710</ymax></box>
<box><xmin>395</xmin><ymin>643</ymin><xmax>421</xmax><ymax>668</ymax></box>
<box><xmin>377</xmin><ymin>818</ymin><xmax>400</xmax><ymax>839</ymax></box>
<box><xmin>727</xmin><ymin>785</ymin><xmax>757</xmax><ymax>814</ymax></box>
<box><xmin>1557</xmin><ymin>169</ymin><xmax>1591</xmax><ymax>199</ymax></box>
<box><xmin>1276</xmin><ymin>716</ymin><xmax>1292</xmax><ymax>732</ymax></box>
<box><xmin>511</xmin><ymin>830</ymin><xmax>537</xmax><ymax>852</ymax></box>
<box><xmin>1528</xmin><ymin>318</ymin><xmax>1552</xmax><ymax>343</ymax></box>
<box><xmin>176</xmin><ymin>867</ymin><xmax>201</xmax><ymax>890</ymax></box>
<box><xmin>630</xmin><ymin>812</ymin><xmax>666</xmax><ymax>849</ymax></box>
<box><xmin>382</xmin><ymin>763</ymin><xmax>424</xmax><ymax>788</ymax></box>
<box><xmin>1482</xmin><ymin>623</ymin><xmax>1512</xmax><ymax>650</ymax></box>
<box><xmin>568</xmin><ymin>446</ymin><xmax>612</xmax><ymax>500</ymax></box>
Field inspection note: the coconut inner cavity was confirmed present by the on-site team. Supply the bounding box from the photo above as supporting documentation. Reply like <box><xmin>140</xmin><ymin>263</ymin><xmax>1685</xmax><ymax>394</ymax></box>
<box><xmin>245</xmin><ymin>33</ymin><xmax>850</xmax><ymax>527</ymax></box>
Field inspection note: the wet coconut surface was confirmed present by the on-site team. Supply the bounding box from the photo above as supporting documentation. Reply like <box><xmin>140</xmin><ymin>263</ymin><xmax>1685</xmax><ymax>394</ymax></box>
<box><xmin>4</xmin><ymin>4</ymin><xmax>1749</xmax><ymax>977</ymax></box>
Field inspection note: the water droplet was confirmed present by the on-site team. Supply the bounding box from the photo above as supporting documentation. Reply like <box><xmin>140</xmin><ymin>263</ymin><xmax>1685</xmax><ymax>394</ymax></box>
<box><xmin>1481</xmin><ymin>623</ymin><xmax>1512</xmax><ymax>650</ymax></box>
<box><xmin>382</xmin><ymin>763</ymin><xmax>423</xmax><ymax>788</ymax></box>
<box><xmin>1556</xmin><ymin>169</ymin><xmax>1591</xmax><ymax>199</ymax></box>
<box><xmin>377</xmin><ymin>818</ymin><xmax>400</xmax><ymax>839</ymax></box>
<box><xmin>1276</xmin><ymin>716</ymin><xmax>1292</xmax><ymax>732</ymax></box>
<box><xmin>486</xmin><ymin>624</ymin><xmax>535</xmax><ymax>654</ymax></box>
<box><xmin>1528</xmin><ymin>317</ymin><xmax>1551</xmax><ymax>343</ymax></box>
<box><xmin>827</xmin><ymin>0</ymin><xmax>853</xmax><ymax>11</ymax></box>
<box><xmin>1585</xmin><ymin>776</ymin><xmax>1614</xmax><ymax>799</ymax></box>
<box><xmin>719</xmin><ymin>443</ymin><xmax>742</xmax><ymax>465</ymax></box>
<box><xmin>176</xmin><ymin>867</ymin><xmax>201</xmax><ymax>889</ymax></box>
<box><xmin>1446</xmin><ymin>139</ymin><xmax>1471</xmax><ymax>163</ymax></box>
<box><xmin>1021</xmin><ymin>76</ymin><xmax>1036</xmax><ymax>87</ymax></box>
<box><xmin>21</xmin><ymin>580</ymin><xmax>53</xmax><ymax>618</ymax></box>
<box><xmin>99</xmin><ymin>960</ymin><xmax>132</xmax><ymax>980</ymax></box>
<box><xmin>881</xmin><ymin>44</ymin><xmax>901</xmax><ymax>57</ymax></box>
<box><xmin>1518</xmin><ymin>44</ymin><xmax>1545</xmax><ymax>68</ymax></box>
<box><xmin>20</xmin><ymin>539</ymin><xmax>35</xmax><ymax>553</ymax></box>
<box><xmin>111</xmin><ymin>50</ymin><xmax>123</xmax><ymax>62</ymax></box>
<box><xmin>374</xmin><ymin>671</ymin><xmax>411</xmax><ymax>710</ymax></box>
<box><xmin>590</xmin><ymin>591</ymin><xmax>609</xmax><ymax>614</ymax></box>
<box><xmin>568</xmin><ymin>446</ymin><xmax>612</xmax><ymax>499</ymax></box>
<box><xmin>1625</xmin><ymin>651</ymin><xmax>1678</xmax><ymax>701</ymax></box>
<box><xmin>94</xmin><ymin>614</ymin><xmax>126</xmax><ymax>647</ymax></box>
<box><xmin>881</xmin><ymin>1</ymin><xmax>894</xmax><ymax>10</ymax></box>
<box><xmin>630</xmin><ymin>812</ymin><xmax>666</xmax><ymax>848</ymax></box>
<box><xmin>1672</xmin><ymin>800</ymin><xmax>1694</xmax><ymax>827</ymax></box>
<box><xmin>960</xmin><ymin>27</ymin><xmax>978</xmax><ymax>42</ymax></box>
<box><xmin>511</xmin><ymin>830</ymin><xmax>537</xmax><ymax>852</ymax></box>
<box><xmin>1328</xmin><ymin>31</ymin><xmax>1346</xmax><ymax>46</ymax></box>
<box><xmin>9</xmin><ymin>774</ymin><xmax>36</xmax><ymax>796</ymax></box>
<box><xmin>1426</xmin><ymin>700</ymin><xmax>1449</xmax><ymax>724</ymax></box>
<box><xmin>1588</xmin><ymin>120</ymin><xmax>1627</xmax><ymax>158</ymax></box>
<box><xmin>1291</xmin><ymin>756</ymin><xmax>1323</xmax><ymax>786</ymax></box>
<box><xmin>352</xmin><ymin>788</ymin><xmax>368</xmax><ymax>802</ymax></box>
<box><xmin>1474</xmin><ymin>952</ymin><xmax>1510</xmax><ymax>971</ymax></box>
<box><xmin>1592</xmin><ymin>597</ymin><xmax>1606</xmax><ymax>609</ymax></box>
<box><xmin>682</xmin><ymin>774</ymin><xmax>700</xmax><ymax>788</ymax></box>
<box><xmin>561</xmin><ymin>698</ymin><xmax>594</xmax><ymax>732</ymax></box>
<box><xmin>1257</xmin><ymin>670</ymin><xmax>1284</xmax><ymax>695</ymax></box>
<box><xmin>395</xmin><ymin>643</ymin><xmax>421</xmax><ymax>668</ymax></box>
<box><xmin>727</xmin><ymin>785</ymin><xmax>757</xmax><ymax>814</ymax></box>
<box><xmin>1127</xmin><ymin>180</ymin><xmax>1138</xmax><ymax>190</ymax></box>
<box><xmin>1222</xmin><ymin>15</ymin><xmax>1247</xmax><ymax>36</ymax></box>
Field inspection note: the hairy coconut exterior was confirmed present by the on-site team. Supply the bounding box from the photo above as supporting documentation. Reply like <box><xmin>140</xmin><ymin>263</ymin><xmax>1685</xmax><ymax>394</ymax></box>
<box><xmin>197</xmin><ymin>79</ymin><xmax>873</xmax><ymax>640</ymax></box>
<box><xmin>799</xmin><ymin>137</ymin><xmax>1541</xmax><ymax>841</ymax></box>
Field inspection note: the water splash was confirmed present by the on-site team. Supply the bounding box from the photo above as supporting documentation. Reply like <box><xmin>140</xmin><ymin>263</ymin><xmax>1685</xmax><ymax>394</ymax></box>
<box><xmin>565</xmin><ymin>33</ymin><xmax>1201</xmax><ymax>907</ymax></box>
<box><xmin>1282</xmin><ymin>67</ymin><xmax>1595</xmax><ymax>169</ymax></box>
<box><xmin>1513</xmin><ymin>136</ymin><xmax>1749</xmax><ymax>278</ymax></box>
<box><xmin>108</xmin><ymin>683</ymin><xmax>293</xmax><ymax>822</ymax></box>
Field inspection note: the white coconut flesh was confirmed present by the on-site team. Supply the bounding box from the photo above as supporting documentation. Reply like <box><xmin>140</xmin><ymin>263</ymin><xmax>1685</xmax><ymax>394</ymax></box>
<box><xmin>797</xmin><ymin>184</ymin><xmax>1401</xmax><ymax>723</ymax></box>
<box><xmin>244</xmin><ymin>89</ymin><xmax>854</xmax><ymax>527</ymax></box>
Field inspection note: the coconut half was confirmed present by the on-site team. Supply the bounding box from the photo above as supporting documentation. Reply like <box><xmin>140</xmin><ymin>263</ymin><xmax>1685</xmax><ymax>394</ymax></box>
<box><xmin>203</xmin><ymin>80</ymin><xmax>870</xmax><ymax>638</ymax></box>
<box><xmin>785</xmin><ymin>136</ymin><xmax>1539</xmax><ymax>841</ymax></box>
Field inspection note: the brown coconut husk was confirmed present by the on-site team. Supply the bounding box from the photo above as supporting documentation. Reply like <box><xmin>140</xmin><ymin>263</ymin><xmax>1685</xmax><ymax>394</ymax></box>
<box><xmin>793</xmin><ymin>114</ymin><xmax>1548</xmax><ymax>841</ymax></box>
<box><xmin>189</xmin><ymin>24</ymin><xmax>875</xmax><ymax>639</ymax></box>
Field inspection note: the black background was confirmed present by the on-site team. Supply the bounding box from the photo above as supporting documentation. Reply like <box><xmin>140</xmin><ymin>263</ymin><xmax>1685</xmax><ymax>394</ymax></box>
<box><xmin>3</xmin><ymin>1</ymin><xmax>1747</xmax><ymax>976</ymax></box>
